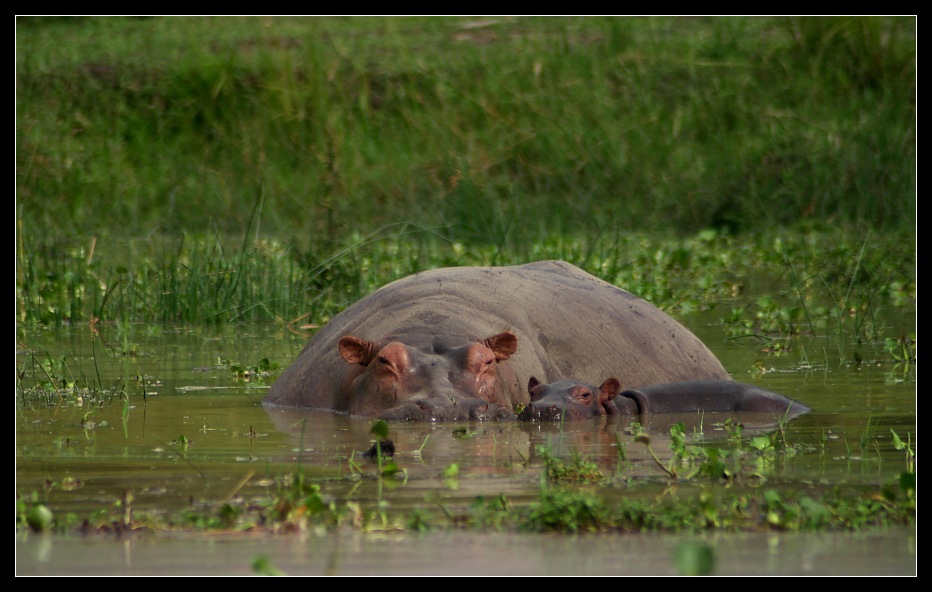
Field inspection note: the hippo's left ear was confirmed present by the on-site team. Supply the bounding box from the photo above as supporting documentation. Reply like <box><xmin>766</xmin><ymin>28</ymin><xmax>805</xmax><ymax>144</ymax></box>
<box><xmin>598</xmin><ymin>378</ymin><xmax>621</xmax><ymax>404</ymax></box>
<box><xmin>483</xmin><ymin>331</ymin><xmax>518</xmax><ymax>360</ymax></box>
<box><xmin>338</xmin><ymin>336</ymin><xmax>378</xmax><ymax>366</ymax></box>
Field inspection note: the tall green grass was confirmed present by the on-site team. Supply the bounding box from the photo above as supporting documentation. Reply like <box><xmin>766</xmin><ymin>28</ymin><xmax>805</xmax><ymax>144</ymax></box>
<box><xmin>16</xmin><ymin>16</ymin><xmax>916</xmax><ymax>243</ymax></box>
<box><xmin>15</xmin><ymin>16</ymin><xmax>916</xmax><ymax>362</ymax></box>
<box><xmin>15</xmin><ymin>217</ymin><xmax>916</xmax><ymax>348</ymax></box>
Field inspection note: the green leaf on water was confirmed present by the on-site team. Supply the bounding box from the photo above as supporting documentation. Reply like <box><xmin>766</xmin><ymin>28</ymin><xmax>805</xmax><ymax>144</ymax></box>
<box><xmin>890</xmin><ymin>429</ymin><xmax>905</xmax><ymax>450</ymax></box>
<box><xmin>381</xmin><ymin>462</ymin><xmax>402</xmax><ymax>477</ymax></box>
<box><xmin>748</xmin><ymin>435</ymin><xmax>772</xmax><ymax>451</ymax></box>
<box><xmin>26</xmin><ymin>504</ymin><xmax>54</xmax><ymax>532</ymax></box>
<box><xmin>369</xmin><ymin>419</ymin><xmax>389</xmax><ymax>440</ymax></box>
<box><xmin>674</xmin><ymin>541</ymin><xmax>715</xmax><ymax>576</ymax></box>
<box><xmin>252</xmin><ymin>555</ymin><xmax>286</xmax><ymax>576</ymax></box>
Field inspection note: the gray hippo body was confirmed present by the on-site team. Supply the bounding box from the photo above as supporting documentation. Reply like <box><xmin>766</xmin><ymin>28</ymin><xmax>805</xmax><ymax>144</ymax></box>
<box><xmin>264</xmin><ymin>260</ymin><xmax>736</xmax><ymax>420</ymax></box>
<box><xmin>518</xmin><ymin>377</ymin><xmax>811</xmax><ymax>421</ymax></box>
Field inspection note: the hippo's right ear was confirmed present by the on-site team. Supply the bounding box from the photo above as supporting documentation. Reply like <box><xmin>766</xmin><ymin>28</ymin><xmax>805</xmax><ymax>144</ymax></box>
<box><xmin>598</xmin><ymin>378</ymin><xmax>621</xmax><ymax>403</ymax></box>
<box><xmin>338</xmin><ymin>336</ymin><xmax>377</xmax><ymax>366</ymax></box>
<box><xmin>483</xmin><ymin>331</ymin><xmax>518</xmax><ymax>361</ymax></box>
<box><xmin>527</xmin><ymin>376</ymin><xmax>544</xmax><ymax>400</ymax></box>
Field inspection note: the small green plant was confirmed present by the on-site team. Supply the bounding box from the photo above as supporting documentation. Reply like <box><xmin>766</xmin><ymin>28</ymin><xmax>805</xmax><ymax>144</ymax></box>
<box><xmin>673</xmin><ymin>541</ymin><xmax>716</xmax><ymax>576</ymax></box>
<box><xmin>721</xmin><ymin>418</ymin><xmax>744</xmax><ymax>444</ymax></box>
<box><xmin>612</xmin><ymin>431</ymin><xmax>629</xmax><ymax>477</ymax></box>
<box><xmin>624</xmin><ymin>421</ymin><xmax>644</xmax><ymax>436</ymax></box>
<box><xmin>367</xmin><ymin>420</ymin><xmax>405</xmax><ymax>480</ymax></box>
<box><xmin>17</xmin><ymin>493</ymin><xmax>55</xmax><ymax>532</ymax></box>
<box><xmin>890</xmin><ymin>429</ymin><xmax>915</xmax><ymax>474</ymax></box>
<box><xmin>443</xmin><ymin>463</ymin><xmax>460</xmax><ymax>490</ymax></box>
<box><xmin>224</xmin><ymin>356</ymin><xmax>281</xmax><ymax>382</ymax></box>
<box><xmin>537</xmin><ymin>446</ymin><xmax>603</xmax><ymax>483</ymax></box>
<box><xmin>251</xmin><ymin>555</ymin><xmax>287</xmax><ymax>576</ymax></box>
<box><xmin>635</xmin><ymin>433</ymin><xmax>678</xmax><ymax>479</ymax></box>
<box><xmin>526</xmin><ymin>489</ymin><xmax>612</xmax><ymax>533</ymax></box>
<box><xmin>884</xmin><ymin>335</ymin><xmax>917</xmax><ymax>365</ymax></box>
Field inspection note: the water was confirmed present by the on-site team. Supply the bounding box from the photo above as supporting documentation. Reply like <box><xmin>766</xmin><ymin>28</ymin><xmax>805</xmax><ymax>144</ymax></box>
<box><xmin>15</xmin><ymin>314</ymin><xmax>917</xmax><ymax>575</ymax></box>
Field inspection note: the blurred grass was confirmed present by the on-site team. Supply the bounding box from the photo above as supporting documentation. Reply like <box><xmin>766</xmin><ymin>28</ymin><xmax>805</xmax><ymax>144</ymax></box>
<box><xmin>15</xmin><ymin>16</ymin><xmax>916</xmax><ymax>334</ymax></box>
<box><xmin>16</xmin><ymin>16</ymin><xmax>915</xmax><ymax>242</ymax></box>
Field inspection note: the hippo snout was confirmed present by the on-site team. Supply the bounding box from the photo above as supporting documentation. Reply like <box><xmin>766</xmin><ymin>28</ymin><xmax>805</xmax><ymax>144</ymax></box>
<box><xmin>517</xmin><ymin>404</ymin><xmax>566</xmax><ymax>422</ymax></box>
<box><xmin>378</xmin><ymin>394</ymin><xmax>515</xmax><ymax>422</ymax></box>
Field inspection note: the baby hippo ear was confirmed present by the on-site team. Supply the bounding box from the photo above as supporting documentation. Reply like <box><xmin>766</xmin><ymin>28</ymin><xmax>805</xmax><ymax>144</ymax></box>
<box><xmin>598</xmin><ymin>378</ymin><xmax>621</xmax><ymax>404</ymax></box>
<box><xmin>527</xmin><ymin>376</ymin><xmax>544</xmax><ymax>400</ymax></box>
<box><xmin>338</xmin><ymin>336</ymin><xmax>377</xmax><ymax>366</ymax></box>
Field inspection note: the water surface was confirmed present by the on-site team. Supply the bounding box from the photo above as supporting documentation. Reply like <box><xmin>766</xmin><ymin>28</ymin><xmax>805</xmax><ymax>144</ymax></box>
<box><xmin>15</xmin><ymin>314</ymin><xmax>916</xmax><ymax>575</ymax></box>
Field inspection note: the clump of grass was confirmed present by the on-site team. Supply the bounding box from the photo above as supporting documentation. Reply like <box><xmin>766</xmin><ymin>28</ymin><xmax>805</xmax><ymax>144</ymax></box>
<box><xmin>15</xmin><ymin>225</ymin><xmax>915</xmax><ymax>335</ymax></box>
<box><xmin>537</xmin><ymin>446</ymin><xmax>604</xmax><ymax>483</ymax></box>
<box><xmin>525</xmin><ymin>489</ymin><xmax>612</xmax><ymax>532</ymax></box>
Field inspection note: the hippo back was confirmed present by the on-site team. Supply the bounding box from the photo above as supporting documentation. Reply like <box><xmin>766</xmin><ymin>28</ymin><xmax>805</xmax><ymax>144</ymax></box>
<box><xmin>263</xmin><ymin>260</ymin><xmax>730</xmax><ymax>411</ymax></box>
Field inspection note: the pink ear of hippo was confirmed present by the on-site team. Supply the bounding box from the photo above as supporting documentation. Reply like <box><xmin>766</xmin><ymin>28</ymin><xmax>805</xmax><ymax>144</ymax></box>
<box><xmin>483</xmin><ymin>331</ymin><xmax>518</xmax><ymax>360</ymax></box>
<box><xmin>338</xmin><ymin>335</ymin><xmax>378</xmax><ymax>366</ymax></box>
<box><xmin>598</xmin><ymin>378</ymin><xmax>621</xmax><ymax>404</ymax></box>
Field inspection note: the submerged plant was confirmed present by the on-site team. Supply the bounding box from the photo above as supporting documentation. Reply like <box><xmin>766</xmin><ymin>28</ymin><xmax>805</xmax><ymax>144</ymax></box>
<box><xmin>537</xmin><ymin>446</ymin><xmax>604</xmax><ymax>483</ymax></box>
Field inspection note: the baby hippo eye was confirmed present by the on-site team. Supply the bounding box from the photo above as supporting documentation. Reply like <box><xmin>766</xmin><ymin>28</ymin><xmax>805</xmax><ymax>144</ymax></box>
<box><xmin>572</xmin><ymin>386</ymin><xmax>594</xmax><ymax>403</ymax></box>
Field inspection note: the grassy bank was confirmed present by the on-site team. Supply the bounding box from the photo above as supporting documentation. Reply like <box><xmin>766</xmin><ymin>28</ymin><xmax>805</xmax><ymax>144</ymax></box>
<box><xmin>15</xmin><ymin>16</ymin><xmax>917</xmax><ymax>355</ymax></box>
<box><xmin>16</xmin><ymin>16</ymin><xmax>916</xmax><ymax>244</ymax></box>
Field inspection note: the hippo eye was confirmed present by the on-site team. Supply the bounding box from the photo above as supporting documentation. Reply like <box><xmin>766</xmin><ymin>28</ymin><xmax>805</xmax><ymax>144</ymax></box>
<box><xmin>572</xmin><ymin>387</ymin><xmax>593</xmax><ymax>403</ymax></box>
<box><xmin>378</xmin><ymin>356</ymin><xmax>390</xmax><ymax>365</ymax></box>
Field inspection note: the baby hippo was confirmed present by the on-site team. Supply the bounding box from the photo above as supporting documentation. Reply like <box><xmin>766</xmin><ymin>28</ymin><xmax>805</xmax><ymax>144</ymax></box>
<box><xmin>518</xmin><ymin>377</ymin><xmax>628</xmax><ymax>421</ymax></box>
<box><xmin>517</xmin><ymin>377</ymin><xmax>811</xmax><ymax>421</ymax></box>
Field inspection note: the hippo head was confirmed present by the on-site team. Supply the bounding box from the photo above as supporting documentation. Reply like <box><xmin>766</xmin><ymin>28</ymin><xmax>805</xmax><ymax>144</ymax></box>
<box><xmin>337</xmin><ymin>331</ymin><xmax>519</xmax><ymax>421</ymax></box>
<box><xmin>518</xmin><ymin>376</ymin><xmax>632</xmax><ymax>421</ymax></box>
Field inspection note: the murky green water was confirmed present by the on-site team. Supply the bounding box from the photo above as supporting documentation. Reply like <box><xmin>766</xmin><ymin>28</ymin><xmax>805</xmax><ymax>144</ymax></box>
<box><xmin>15</xmin><ymin>313</ymin><xmax>916</xmax><ymax>575</ymax></box>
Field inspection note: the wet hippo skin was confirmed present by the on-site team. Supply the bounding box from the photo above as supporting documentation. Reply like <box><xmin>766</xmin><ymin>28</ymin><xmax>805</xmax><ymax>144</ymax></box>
<box><xmin>264</xmin><ymin>260</ymin><xmax>743</xmax><ymax>421</ymax></box>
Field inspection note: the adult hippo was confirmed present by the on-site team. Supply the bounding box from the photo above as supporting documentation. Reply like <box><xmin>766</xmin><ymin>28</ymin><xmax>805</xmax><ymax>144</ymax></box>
<box><xmin>518</xmin><ymin>377</ymin><xmax>811</xmax><ymax>421</ymax></box>
<box><xmin>264</xmin><ymin>260</ymin><xmax>741</xmax><ymax>421</ymax></box>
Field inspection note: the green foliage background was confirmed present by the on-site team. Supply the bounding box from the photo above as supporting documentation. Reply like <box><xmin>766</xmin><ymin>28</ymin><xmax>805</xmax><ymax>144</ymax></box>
<box><xmin>15</xmin><ymin>16</ymin><xmax>917</xmax><ymax>327</ymax></box>
<box><xmin>17</xmin><ymin>16</ymin><xmax>915</xmax><ymax>239</ymax></box>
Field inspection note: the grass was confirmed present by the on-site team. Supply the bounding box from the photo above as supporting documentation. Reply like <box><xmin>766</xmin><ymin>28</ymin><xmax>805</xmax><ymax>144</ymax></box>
<box><xmin>15</xmin><ymin>16</ymin><xmax>916</xmax><ymax>356</ymax></box>
<box><xmin>17</xmin><ymin>16</ymin><xmax>915</xmax><ymax>242</ymax></box>
<box><xmin>14</xmin><ymin>225</ymin><xmax>917</xmax><ymax>373</ymax></box>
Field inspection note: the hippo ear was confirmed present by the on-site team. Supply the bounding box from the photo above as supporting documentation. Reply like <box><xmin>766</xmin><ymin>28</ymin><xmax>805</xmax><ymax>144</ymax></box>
<box><xmin>338</xmin><ymin>336</ymin><xmax>377</xmax><ymax>366</ymax></box>
<box><xmin>484</xmin><ymin>331</ymin><xmax>518</xmax><ymax>361</ymax></box>
<box><xmin>527</xmin><ymin>376</ymin><xmax>545</xmax><ymax>400</ymax></box>
<box><xmin>598</xmin><ymin>378</ymin><xmax>621</xmax><ymax>403</ymax></box>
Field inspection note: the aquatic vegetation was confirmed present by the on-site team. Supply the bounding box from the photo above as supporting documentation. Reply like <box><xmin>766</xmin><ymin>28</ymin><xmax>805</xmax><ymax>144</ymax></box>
<box><xmin>674</xmin><ymin>541</ymin><xmax>715</xmax><ymax>576</ymax></box>
<box><xmin>538</xmin><ymin>446</ymin><xmax>604</xmax><ymax>484</ymax></box>
<box><xmin>15</xmin><ymin>422</ymin><xmax>916</xmax><ymax>536</ymax></box>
